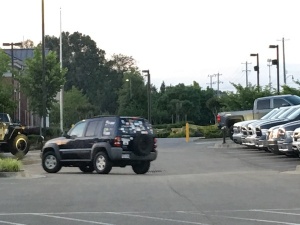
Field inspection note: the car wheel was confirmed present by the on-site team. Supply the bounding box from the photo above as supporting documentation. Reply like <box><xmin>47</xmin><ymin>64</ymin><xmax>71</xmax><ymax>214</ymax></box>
<box><xmin>42</xmin><ymin>151</ymin><xmax>62</xmax><ymax>173</ymax></box>
<box><xmin>79</xmin><ymin>164</ymin><xmax>94</xmax><ymax>173</ymax></box>
<box><xmin>133</xmin><ymin>134</ymin><xmax>153</xmax><ymax>156</ymax></box>
<box><xmin>132</xmin><ymin>161</ymin><xmax>150</xmax><ymax>174</ymax></box>
<box><xmin>10</xmin><ymin>134</ymin><xmax>30</xmax><ymax>156</ymax></box>
<box><xmin>93</xmin><ymin>152</ymin><xmax>112</xmax><ymax>174</ymax></box>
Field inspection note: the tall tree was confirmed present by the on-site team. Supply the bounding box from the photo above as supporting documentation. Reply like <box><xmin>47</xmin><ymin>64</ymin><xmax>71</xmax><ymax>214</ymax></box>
<box><xmin>0</xmin><ymin>49</ymin><xmax>15</xmax><ymax>113</ymax></box>
<box><xmin>17</xmin><ymin>47</ymin><xmax>66</xmax><ymax>118</ymax></box>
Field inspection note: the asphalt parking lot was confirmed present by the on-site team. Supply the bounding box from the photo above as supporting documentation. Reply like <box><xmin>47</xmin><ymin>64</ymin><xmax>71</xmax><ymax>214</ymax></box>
<box><xmin>1</xmin><ymin>138</ymin><xmax>300</xmax><ymax>225</ymax></box>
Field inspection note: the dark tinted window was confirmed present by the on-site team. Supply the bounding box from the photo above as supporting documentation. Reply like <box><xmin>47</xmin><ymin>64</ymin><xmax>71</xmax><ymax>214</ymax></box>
<box><xmin>102</xmin><ymin>118</ymin><xmax>117</xmax><ymax>136</ymax></box>
<box><xmin>257</xmin><ymin>99</ymin><xmax>270</xmax><ymax>109</ymax></box>
<box><xmin>0</xmin><ymin>114</ymin><xmax>10</xmax><ymax>122</ymax></box>
<box><xmin>285</xmin><ymin>95</ymin><xmax>300</xmax><ymax>105</ymax></box>
<box><xmin>274</xmin><ymin>98</ymin><xmax>290</xmax><ymax>108</ymax></box>
<box><xmin>119</xmin><ymin>118</ymin><xmax>153</xmax><ymax>135</ymax></box>
<box><xmin>85</xmin><ymin>120</ymin><xmax>99</xmax><ymax>137</ymax></box>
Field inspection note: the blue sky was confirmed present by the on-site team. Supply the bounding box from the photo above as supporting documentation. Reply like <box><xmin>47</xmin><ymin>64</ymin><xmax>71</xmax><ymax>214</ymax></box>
<box><xmin>2</xmin><ymin>0</ymin><xmax>300</xmax><ymax>92</ymax></box>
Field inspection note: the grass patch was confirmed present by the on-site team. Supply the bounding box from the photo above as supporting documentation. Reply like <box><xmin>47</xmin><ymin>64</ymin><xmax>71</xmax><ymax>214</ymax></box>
<box><xmin>0</xmin><ymin>158</ymin><xmax>22</xmax><ymax>172</ymax></box>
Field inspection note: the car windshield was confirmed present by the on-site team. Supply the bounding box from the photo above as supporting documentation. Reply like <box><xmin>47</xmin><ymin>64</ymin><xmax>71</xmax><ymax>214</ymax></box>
<box><xmin>270</xmin><ymin>107</ymin><xmax>291</xmax><ymax>119</ymax></box>
<box><xmin>286</xmin><ymin>107</ymin><xmax>300</xmax><ymax>119</ymax></box>
<box><xmin>261</xmin><ymin>108</ymin><xmax>279</xmax><ymax>119</ymax></box>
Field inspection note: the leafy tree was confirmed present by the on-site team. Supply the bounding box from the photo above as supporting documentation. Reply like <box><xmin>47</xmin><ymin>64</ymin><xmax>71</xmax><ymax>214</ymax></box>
<box><xmin>17</xmin><ymin>47</ymin><xmax>66</xmax><ymax>118</ymax></box>
<box><xmin>206</xmin><ymin>96</ymin><xmax>223</xmax><ymax>124</ymax></box>
<box><xmin>281</xmin><ymin>84</ymin><xmax>300</xmax><ymax>96</ymax></box>
<box><xmin>21</xmin><ymin>39</ymin><xmax>35</xmax><ymax>48</ymax></box>
<box><xmin>50</xmin><ymin>86</ymin><xmax>95</xmax><ymax>129</ymax></box>
<box><xmin>0</xmin><ymin>49</ymin><xmax>15</xmax><ymax>113</ymax></box>
<box><xmin>117</xmin><ymin>69</ymin><xmax>147</xmax><ymax>117</ymax></box>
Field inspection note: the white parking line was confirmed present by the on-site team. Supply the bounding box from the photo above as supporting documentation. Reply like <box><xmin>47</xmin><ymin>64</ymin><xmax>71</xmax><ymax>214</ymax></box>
<box><xmin>106</xmin><ymin>212</ymin><xmax>210</xmax><ymax>225</ymax></box>
<box><xmin>34</xmin><ymin>214</ymin><xmax>115</xmax><ymax>225</ymax></box>
<box><xmin>0</xmin><ymin>220</ymin><xmax>25</xmax><ymax>225</ymax></box>
<box><xmin>252</xmin><ymin>209</ymin><xmax>300</xmax><ymax>216</ymax></box>
<box><xmin>212</xmin><ymin>214</ymin><xmax>300</xmax><ymax>225</ymax></box>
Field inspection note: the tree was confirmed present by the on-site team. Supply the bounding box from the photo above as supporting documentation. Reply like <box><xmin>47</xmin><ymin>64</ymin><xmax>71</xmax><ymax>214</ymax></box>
<box><xmin>0</xmin><ymin>49</ymin><xmax>15</xmax><ymax>113</ymax></box>
<box><xmin>117</xmin><ymin>69</ymin><xmax>147</xmax><ymax>117</ymax></box>
<box><xmin>21</xmin><ymin>39</ymin><xmax>35</xmax><ymax>48</ymax></box>
<box><xmin>206</xmin><ymin>96</ymin><xmax>223</xmax><ymax>124</ymax></box>
<box><xmin>17</xmin><ymin>47</ymin><xmax>66</xmax><ymax>118</ymax></box>
<box><xmin>50</xmin><ymin>86</ymin><xmax>95</xmax><ymax>129</ymax></box>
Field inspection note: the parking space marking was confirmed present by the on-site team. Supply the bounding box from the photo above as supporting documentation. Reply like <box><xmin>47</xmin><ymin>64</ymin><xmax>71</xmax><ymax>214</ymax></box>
<box><xmin>34</xmin><ymin>214</ymin><xmax>115</xmax><ymax>225</ymax></box>
<box><xmin>0</xmin><ymin>220</ymin><xmax>26</xmax><ymax>225</ymax></box>
<box><xmin>210</xmin><ymin>214</ymin><xmax>300</xmax><ymax>225</ymax></box>
<box><xmin>106</xmin><ymin>212</ymin><xmax>210</xmax><ymax>225</ymax></box>
<box><xmin>253</xmin><ymin>209</ymin><xmax>300</xmax><ymax>216</ymax></box>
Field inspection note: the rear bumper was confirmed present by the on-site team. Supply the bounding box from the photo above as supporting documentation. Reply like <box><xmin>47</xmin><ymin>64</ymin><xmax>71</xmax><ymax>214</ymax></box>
<box><xmin>110</xmin><ymin>148</ymin><xmax>158</xmax><ymax>161</ymax></box>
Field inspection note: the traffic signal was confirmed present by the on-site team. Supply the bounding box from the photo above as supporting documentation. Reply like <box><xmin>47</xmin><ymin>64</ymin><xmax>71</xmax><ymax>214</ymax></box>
<box><xmin>254</xmin><ymin>66</ymin><xmax>259</xmax><ymax>72</ymax></box>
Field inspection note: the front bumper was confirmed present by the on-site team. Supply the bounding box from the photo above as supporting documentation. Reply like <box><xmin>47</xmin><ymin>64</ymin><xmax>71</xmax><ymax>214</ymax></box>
<box><xmin>243</xmin><ymin>136</ymin><xmax>257</xmax><ymax>148</ymax></box>
<box><xmin>233</xmin><ymin>133</ymin><xmax>243</xmax><ymax>145</ymax></box>
<box><xmin>278</xmin><ymin>140</ymin><xmax>296</xmax><ymax>156</ymax></box>
<box><xmin>255</xmin><ymin>135</ymin><xmax>267</xmax><ymax>149</ymax></box>
<box><xmin>292</xmin><ymin>141</ymin><xmax>300</xmax><ymax>157</ymax></box>
<box><xmin>267</xmin><ymin>139</ymin><xmax>280</xmax><ymax>154</ymax></box>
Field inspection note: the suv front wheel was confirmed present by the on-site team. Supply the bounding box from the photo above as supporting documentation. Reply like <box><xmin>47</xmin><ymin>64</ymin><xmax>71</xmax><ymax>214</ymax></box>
<box><xmin>93</xmin><ymin>152</ymin><xmax>112</xmax><ymax>174</ymax></box>
<box><xmin>132</xmin><ymin>161</ymin><xmax>150</xmax><ymax>174</ymax></box>
<box><xmin>42</xmin><ymin>151</ymin><xmax>62</xmax><ymax>173</ymax></box>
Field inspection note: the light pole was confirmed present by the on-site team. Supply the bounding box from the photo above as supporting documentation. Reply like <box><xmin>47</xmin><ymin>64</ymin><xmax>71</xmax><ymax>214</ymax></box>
<box><xmin>267</xmin><ymin>59</ymin><xmax>272</xmax><ymax>91</ymax></box>
<box><xmin>250</xmin><ymin>53</ymin><xmax>259</xmax><ymax>91</ymax></box>
<box><xmin>2</xmin><ymin>42</ymin><xmax>22</xmax><ymax>121</ymax></box>
<box><xmin>269</xmin><ymin>45</ymin><xmax>280</xmax><ymax>95</ymax></box>
<box><xmin>142</xmin><ymin>70</ymin><xmax>151</xmax><ymax>123</ymax></box>
<box><xmin>41</xmin><ymin>0</ymin><xmax>47</xmax><ymax>134</ymax></box>
<box><xmin>125</xmin><ymin>78</ymin><xmax>132</xmax><ymax>99</ymax></box>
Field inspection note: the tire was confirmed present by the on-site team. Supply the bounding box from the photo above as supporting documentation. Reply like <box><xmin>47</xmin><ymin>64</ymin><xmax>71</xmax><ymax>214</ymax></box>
<box><xmin>132</xmin><ymin>134</ymin><xmax>153</xmax><ymax>156</ymax></box>
<box><xmin>79</xmin><ymin>164</ymin><xmax>94</xmax><ymax>173</ymax></box>
<box><xmin>0</xmin><ymin>144</ymin><xmax>9</xmax><ymax>152</ymax></box>
<box><xmin>132</xmin><ymin>161</ymin><xmax>151</xmax><ymax>174</ymax></box>
<box><xmin>93</xmin><ymin>152</ymin><xmax>112</xmax><ymax>174</ymax></box>
<box><xmin>9</xmin><ymin>134</ymin><xmax>30</xmax><ymax>156</ymax></box>
<box><xmin>42</xmin><ymin>151</ymin><xmax>62</xmax><ymax>173</ymax></box>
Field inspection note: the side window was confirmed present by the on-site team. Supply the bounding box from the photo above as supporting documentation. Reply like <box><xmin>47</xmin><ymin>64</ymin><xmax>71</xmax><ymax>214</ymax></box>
<box><xmin>85</xmin><ymin>121</ymin><xmax>99</xmax><ymax>137</ymax></box>
<box><xmin>69</xmin><ymin>121</ymin><xmax>87</xmax><ymax>138</ymax></box>
<box><xmin>273</xmin><ymin>98</ymin><xmax>290</xmax><ymax>108</ymax></box>
<box><xmin>102</xmin><ymin>118</ymin><xmax>116</xmax><ymax>136</ymax></box>
<box><xmin>257</xmin><ymin>99</ymin><xmax>270</xmax><ymax>110</ymax></box>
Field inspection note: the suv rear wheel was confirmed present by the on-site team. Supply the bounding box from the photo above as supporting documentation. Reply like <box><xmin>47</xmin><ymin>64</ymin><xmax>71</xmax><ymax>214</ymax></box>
<box><xmin>42</xmin><ymin>151</ymin><xmax>62</xmax><ymax>173</ymax></box>
<box><xmin>132</xmin><ymin>161</ymin><xmax>150</xmax><ymax>174</ymax></box>
<box><xmin>93</xmin><ymin>152</ymin><xmax>112</xmax><ymax>174</ymax></box>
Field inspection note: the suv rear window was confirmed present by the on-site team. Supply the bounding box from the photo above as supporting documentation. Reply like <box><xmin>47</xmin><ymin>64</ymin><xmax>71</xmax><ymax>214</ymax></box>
<box><xmin>119</xmin><ymin>118</ymin><xmax>153</xmax><ymax>135</ymax></box>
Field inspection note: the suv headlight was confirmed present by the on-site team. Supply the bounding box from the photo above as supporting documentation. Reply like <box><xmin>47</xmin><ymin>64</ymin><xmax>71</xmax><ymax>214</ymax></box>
<box><xmin>261</xmin><ymin>129</ymin><xmax>268</xmax><ymax>135</ymax></box>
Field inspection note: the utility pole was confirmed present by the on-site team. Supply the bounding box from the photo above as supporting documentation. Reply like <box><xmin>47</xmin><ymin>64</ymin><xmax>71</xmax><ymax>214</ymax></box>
<box><xmin>277</xmin><ymin>37</ymin><xmax>289</xmax><ymax>84</ymax></box>
<box><xmin>242</xmin><ymin>61</ymin><xmax>251</xmax><ymax>87</ymax></box>
<box><xmin>207</xmin><ymin>74</ymin><xmax>215</xmax><ymax>88</ymax></box>
<box><xmin>41</xmin><ymin>0</ymin><xmax>47</xmax><ymax>135</ymax></box>
<box><xmin>214</xmin><ymin>72</ymin><xmax>223</xmax><ymax>97</ymax></box>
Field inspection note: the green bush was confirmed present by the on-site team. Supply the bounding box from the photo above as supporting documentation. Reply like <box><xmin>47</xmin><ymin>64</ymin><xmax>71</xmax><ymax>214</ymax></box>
<box><xmin>198</xmin><ymin>125</ymin><xmax>222</xmax><ymax>138</ymax></box>
<box><xmin>0</xmin><ymin>158</ymin><xmax>22</xmax><ymax>172</ymax></box>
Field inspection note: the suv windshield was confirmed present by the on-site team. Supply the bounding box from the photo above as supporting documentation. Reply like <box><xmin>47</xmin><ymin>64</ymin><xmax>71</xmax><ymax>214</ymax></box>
<box><xmin>278</xmin><ymin>107</ymin><xmax>300</xmax><ymax>119</ymax></box>
<box><xmin>270</xmin><ymin>107</ymin><xmax>291</xmax><ymax>119</ymax></box>
<box><xmin>261</xmin><ymin>108</ymin><xmax>279</xmax><ymax>119</ymax></box>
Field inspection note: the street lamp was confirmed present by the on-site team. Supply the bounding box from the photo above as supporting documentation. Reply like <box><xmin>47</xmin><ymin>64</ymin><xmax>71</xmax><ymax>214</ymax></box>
<box><xmin>250</xmin><ymin>53</ymin><xmax>259</xmax><ymax>91</ymax></box>
<box><xmin>142</xmin><ymin>70</ymin><xmax>151</xmax><ymax>123</ymax></box>
<box><xmin>267</xmin><ymin>59</ymin><xmax>272</xmax><ymax>91</ymax></box>
<box><xmin>125</xmin><ymin>78</ymin><xmax>132</xmax><ymax>99</ymax></box>
<box><xmin>269</xmin><ymin>45</ymin><xmax>280</xmax><ymax>95</ymax></box>
<box><xmin>2</xmin><ymin>42</ymin><xmax>22</xmax><ymax>121</ymax></box>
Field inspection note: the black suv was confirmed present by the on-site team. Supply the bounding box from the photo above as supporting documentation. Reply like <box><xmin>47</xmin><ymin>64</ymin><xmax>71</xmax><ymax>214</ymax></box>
<box><xmin>41</xmin><ymin>116</ymin><xmax>157</xmax><ymax>174</ymax></box>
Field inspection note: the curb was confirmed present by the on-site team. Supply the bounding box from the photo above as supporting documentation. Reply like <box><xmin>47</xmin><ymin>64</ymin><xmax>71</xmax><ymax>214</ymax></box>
<box><xmin>0</xmin><ymin>170</ymin><xmax>45</xmax><ymax>179</ymax></box>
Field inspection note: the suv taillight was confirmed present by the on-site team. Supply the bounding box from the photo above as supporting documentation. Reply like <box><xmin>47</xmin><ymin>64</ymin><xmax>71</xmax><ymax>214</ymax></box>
<box><xmin>114</xmin><ymin>136</ymin><xmax>122</xmax><ymax>147</ymax></box>
<box><xmin>217</xmin><ymin>115</ymin><xmax>221</xmax><ymax>123</ymax></box>
<box><xmin>154</xmin><ymin>138</ymin><xmax>157</xmax><ymax>149</ymax></box>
